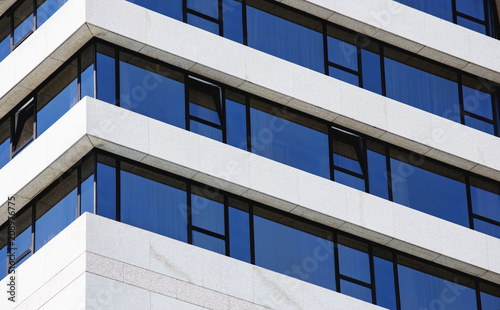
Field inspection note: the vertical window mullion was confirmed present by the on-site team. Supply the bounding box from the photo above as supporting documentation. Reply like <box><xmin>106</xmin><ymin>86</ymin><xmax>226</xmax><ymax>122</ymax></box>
<box><xmin>475</xmin><ymin>279</ymin><xmax>483</xmax><ymax>310</ymax></box>
<box><xmin>187</xmin><ymin>184</ymin><xmax>193</xmax><ymax>245</ymax></box>
<box><xmin>33</xmin><ymin>0</ymin><xmax>37</xmax><ymax>30</ymax></box>
<box><xmin>466</xmin><ymin>174</ymin><xmax>475</xmax><ymax>230</ymax></box>
<box><xmin>245</xmin><ymin>95</ymin><xmax>251</xmax><ymax>152</ymax></box>
<box><xmin>242</xmin><ymin>0</ymin><xmax>247</xmax><ymax>46</ymax></box>
<box><xmin>458</xmin><ymin>73</ymin><xmax>465</xmax><ymax>125</ymax></box>
<box><xmin>380</xmin><ymin>45</ymin><xmax>387</xmax><ymax>97</ymax></box>
<box><xmin>115</xmin><ymin>47</ymin><xmax>120</xmax><ymax>106</ymax></box>
<box><xmin>333</xmin><ymin>231</ymin><xmax>341</xmax><ymax>293</ymax></box>
<box><xmin>368</xmin><ymin>244</ymin><xmax>377</xmax><ymax>305</ymax></box>
<box><xmin>224</xmin><ymin>195</ymin><xmax>230</xmax><ymax>257</ymax></box>
<box><xmin>218</xmin><ymin>0</ymin><xmax>223</xmax><ymax>37</ymax></box>
<box><xmin>322</xmin><ymin>23</ymin><xmax>329</xmax><ymax>76</ymax></box>
<box><xmin>357</xmin><ymin>46</ymin><xmax>363</xmax><ymax>88</ymax></box>
<box><xmin>116</xmin><ymin>160</ymin><xmax>121</xmax><ymax>222</ymax></box>
<box><xmin>31</xmin><ymin>203</ymin><xmax>35</xmax><ymax>255</ymax></box>
<box><xmin>77</xmin><ymin>54</ymin><xmax>82</xmax><ymax>101</ymax></box>
<box><xmin>249</xmin><ymin>204</ymin><xmax>255</xmax><ymax>265</ymax></box>
<box><xmin>451</xmin><ymin>0</ymin><xmax>458</xmax><ymax>23</ymax></box>
<box><xmin>328</xmin><ymin>126</ymin><xmax>335</xmax><ymax>182</ymax></box>
<box><xmin>93</xmin><ymin>151</ymin><xmax>98</xmax><ymax>214</ymax></box>
<box><xmin>393</xmin><ymin>253</ymin><xmax>402</xmax><ymax>310</ymax></box>
<box><xmin>182</xmin><ymin>0</ymin><xmax>188</xmax><ymax>23</ymax></box>
<box><xmin>77</xmin><ymin>166</ymin><xmax>81</xmax><ymax>216</ymax></box>
<box><xmin>385</xmin><ymin>144</ymin><xmax>394</xmax><ymax>202</ymax></box>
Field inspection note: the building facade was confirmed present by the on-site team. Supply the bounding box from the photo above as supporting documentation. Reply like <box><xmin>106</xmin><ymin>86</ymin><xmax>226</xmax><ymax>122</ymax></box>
<box><xmin>0</xmin><ymin>0</ymin><xmax>499</xmax><ymax>309</ymax></box>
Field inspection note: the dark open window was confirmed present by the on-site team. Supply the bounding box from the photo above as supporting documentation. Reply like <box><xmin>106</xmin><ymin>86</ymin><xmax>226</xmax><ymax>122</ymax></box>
<box><xmin>12</xmin><ymin>98</ymin><xmax>35</xmax><ymax>155</ymax></box>
<box><xmin>331</xmin><ymin>127</ymin><xmax>366</xmax><ymax>191</ymax></box>
<box><xmin>187</xmin><ymin>76</ymin><xmax>223</xmax><ymax>142</ymax></box>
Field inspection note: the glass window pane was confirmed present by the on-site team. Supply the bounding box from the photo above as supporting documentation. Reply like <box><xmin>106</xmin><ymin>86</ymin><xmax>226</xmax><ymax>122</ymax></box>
<box><xmin>37</xmin><ymin>59</ymin><xmax>78</xmax><ymax>136</ymax></box>
<box><xmin>120</xmin><ymin>163</ymin><xmax>188</xmax><ymax>242</ymax></box>
<box><xmin>473</xmin><ymin>219</ymin><xmax>500</xmax><ymax>239</ymax></box>
<box><xmin>373</xmin><ymin>249</ymin><xmax>397</xmax><ymax>310</ymax></box>
<box><xmin>398</xmin><ymin>259</ymin><xmax>477</xmax><ymax>310</ymax></box>
<box><xmin>327</xmin><ymin>36</ymin><xmax>358</xmax><ymax>71</ymax></box>
<box><xmin>187</xmin><ymin>0</ymin><xmax>219</xmax><ymax>19</ymax></box>
<box><xmin>13</xmin><ymin>99</ymin><xmax>34</xmax><ymax>153</ymax></box>
<box><xmin>226</xmin><ymin>91</ymin><xmax>247</xmax><ymax>151</ymax></box>
<box><xmin>390</xmin><ymin>150</ymin><xmax>469</xmax><ymax>227</ymax></box>
<box><xmin>394</xmin><ymin>0</ymin><xmax>453</xmax><ymax>22</ymax></box>
<box><xmin>229</xmin><ymin>201</ymin><xmax>251</xmax><ymax>263</ymax></box>
<box><xmin>36</xmin><ymin>0</ymin><xmax>68</xmax><ymax>28</ymax></box>
<box><xmin>367</xmin><ymin>141</ymin><xmax>389</xmax><ymax>199</ymax></box>
<box><xmin>190</xmin><ymin>120</ymin><xmax>223</xmax><ymax>142</ymax></box>
<box><xmin>361</xmin><ymin>48</ymin><xmax>383</xmax><ymax>95</ymax></box>
<box><xmin>120</xmin><ymin>53</ymin><xmax>186</xmax><ymax>128</ymax></box>
<box><xmin>11</xmin><ymin>205</ymin><xmax>32</xmax><ymax>258</ymax></box>
<box><xmin>96</xmin><ymin>44</ymin><xmax>116</xmax><ymax>105</ymax></box>
<box><xmin>0</xmin><ymin>17</ymin><xmax>10</xmax><ymax>63</ymax></box>
<box><xmin>338</xmin><ymin>235</ymin><xmax>371</xmax><ymax>283</ymax></box>
<box><xmin>464</xmin><ymin>115</ymin><xmax>495</xmax><ymax>135</ymax></box>
<box><xmin>470</xmin><ymin>177</ymin><xmax>500</xmax><ymax>223</ymax></box>
<box><xmin>329</xmin><ymin>66</ymin><xmax>359</xmax><ymax>87</ymax></box>
<box><xmin>191</xmin><ymin>186</ymin><xmax>225</xmax><ymax>235</ymax></box>
<box><xmin>187</xmin><ymin>14</ymin><xmax>219</xmax><ymax>35</ymax></box>
<box><xmin>81</xmin><ymin>45</ymin><xmax>95</xmax><ymax>99</ymax></box>
<box><xmin>250</xmin><ymin>101</ymin><xmax>329</xmax><ymax>178</ymax></box>
<box><xmin>129</xmin><ymin>0</ymin><xmax>182</xmax><ymax>21</ymax></box>
<box><xmin>13</xmin><ymin>0</ymin><xmax>34</xmax><ymax>45</ymax></box>
<box><xmin>384</xmin><ymin>50</ymin><xmax>460</xmax><ymax>123</ymax></box>
<box><xmin>254</xmin><ymin>210</ymin><xmax>336</xmax><ymax>290</ymax></box>
<box><xmin>96</xmin><ymin>155</ymin><xmax>116</xmax><ymax>220</ymax></box>
<box><xmin>456</xmin><ymin>0</ymin><xmax>485</xmax><ymax>20</ymax></box>
<box><xmin>340</xmin><ymin>280</ymin><xmax>372</xmax><ymax>303</ymax></box>
<box><xmin>0</xmin><ymin>118</ymin><xmax>11</xmax><ymax>169</ymax></box>
<box><xmin>80</xmin><ymin>156</ymin><xmax>94</xmax><ymax>215</ymax></box>
<box><xmin>247</xmin><ymin>3</ymin><xmax>324</xmax><ymax>73</ymax></box>
<box><xmin>223</xmin><ymin>0</ymin><xmax>243</xmax><ymax>44</ymax></box>
<box><xmin>457</xmin><ymin>16</ymin><xmax>487</xmax><ymax>34</ymax></box>
<box><xmin>462</xmin><ymin>84</ymin><xmax>493</xmax><ymax>120</ymax></box>
<box><xmin>480</xmin><ymin>283</ymin><xmax>500</xmax><ymax>310</ymax></box>
<box><xmin>189</xmin><ymin>78</ymin><xmax>222</xmax><ymax>125</ymax></box>
<box><xmin>35</xmin><ymin>171</ymin><xmax>77</xmax><ymax>251</ymax></box>
<box><xmin>192</xmin><ymin>231</ymin><xmax>225</xmax><ymax>255</ymax></box>
<box><xmin>334</xmin><ymin>170</ymin><xmax>365</xmax><ymax>192</ymax></box>
<box><xmin>0</xmin><ymin>246</ymin><xmax>6</xmax><ymax>280</ymax></box>
<box><xmin>332</xmin><ymin>134</ymin><xmax>363</xmax><ymax>175</ymax></box>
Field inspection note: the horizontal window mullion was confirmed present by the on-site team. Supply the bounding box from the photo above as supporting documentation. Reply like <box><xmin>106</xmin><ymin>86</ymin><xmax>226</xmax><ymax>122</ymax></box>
<box><xmin>455</xmin><ymin>11</ymin><xmax>487</xmax><ymax>24</ymax></box>
<box><xmin>472</xmin><ymin>213</ymin><xmax>500</xmax><ymax>226</ymax></box>
<box><xmin>463</xmin><ymin>111</ymin><xmax>494</xmax><ymax>123</ymax></box>
<box><xmin>327</xmin><ymin>62</ymin><xmax>360</xmax><ymax>76</ymax></box>
<box><xmin>191</xmin><ymin>226</ymin><xmax>226</xmax><ymax>240</ymax></box>
<box><xmin>188</xmin><ymin>116</ymin><xmax>223</xmax><ymax>129</ymax></box>
<box><xmin>186</xmin><ymin>8</ymin><xmax>221</xmax><ymax>24</ymax></box>
<box><xmin>338</xmin><ymin>274</ymin><xmax>372</xmax><ymax>288</ymax></box>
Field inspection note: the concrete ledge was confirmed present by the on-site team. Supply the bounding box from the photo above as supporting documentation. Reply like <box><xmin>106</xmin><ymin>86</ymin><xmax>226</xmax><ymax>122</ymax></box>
<box><xmin>0</xmin><ymin>0</ymin><xmax>16</xmax><ymax>15</ymax></box>
<box><xmin>0</xmin><ymin>213</ymin><xmax>385</xmax><ymax>310</ymax></box>
<box><xmin>279</xmin><ymin>0</ymin><xmax>500</xmax><ymax>83</ymax></box>
<box><xmin>1</xmin><ymin>0</ymin><xmax>500</xmax><ymax>183</ymax></box>
<box><xmin>0</xmin><ymin>97</ymin><xmax>498</xmax><ymax>285</ymax></box>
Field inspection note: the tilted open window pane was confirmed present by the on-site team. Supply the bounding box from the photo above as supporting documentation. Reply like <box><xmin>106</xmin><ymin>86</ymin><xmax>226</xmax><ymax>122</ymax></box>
<box><xmin>12</xmin><ymin>98</ymin><xmax>35</xmax><ymax>154</ymax></box>
<box><xmin>331</xmin><ymin>127</ymin><xmax>364</xmax><ymax>175</ymax></box>
<box><xmin>188</xmin><ymin>77</ymin><xmax>222</xmax><ymax>126</ymax></box>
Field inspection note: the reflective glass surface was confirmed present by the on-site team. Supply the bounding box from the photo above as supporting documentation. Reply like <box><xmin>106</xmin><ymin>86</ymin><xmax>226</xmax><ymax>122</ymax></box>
<box><xmin>96</xmin><ymin>45</ymin><xmax>116</xmax><ymax>105</ymax></box>
<box><xmin>37</xmin><ymin>0</ymin><xmax>68</xmax><ymax>28</ymax></box>
<box><xmin>0</xmin><ymin>119</ymin><xmax>10</xmax><ymax>169</ymax></box>
<box><xmin>228</xmin><ymin>204</ymin><xmax>251</xmax><ymax>263</ymax></box>
<box><xmin>254</xmin><ymin>212</ymin><xmax>336</xmax><ymax>290</ymax></box>
<box><xmin>374</xmin><ymin>251</ymin><xmax>397</xmax><ymax>310</ymax></box>
<box><xmin>250</xmin><ymin>101</ymin><xmax>329</xmax><ymax>178</ymax></box>
<box><xmin>225</xmin><ymin>92</ymin><xmax>247</xmax><ymax>150</ymax></box>
<box><xmin>13</xmin><ymin>0</ymin><xmax>34</xmax><ymax>45</ymax></box>
<box><xmin>192</xmin><ymin>230</ymin><xmax>225</xmax><ymax>254</ymax></box>
<box><xmin>120</xmin><ymin>54</ymin><xmax>185</xmax><ymax>128</ymax></box>
<box><xmin>35</xmin><ymin>171</ymin><xmax>77</xmax><ymax>251</ymax></box>
<box><xmin>0</xmin><ymin>18</ymin><xmax>9</xmax><ymax>63</ymax></box>
<box><xmin>187</xmin><ymin>13</ymin><xmax>219</xmax><ymax>35</ymax></box>
<box><xmin>121</xmin><ymin>164</ymin><xmax>188</xmax><ymax>242</ymax></box>
<box><xmin>390</xmin><ymin>152</ymin><xmax>469</xmax><ymax>227</ymax></box>
<box><xmin>187</xmin><ymin>0</ymin><xmax>219</xmax><ymax>19</ymax></box>
<box><xmin>247</xmin><ymin>4</ymin><xmax>324</xmax><ymax>73</ymax></box>
<box><xmin>96</xmin><ymin>157</ymin><xmax>116</xmax><ymax>220</ymax></box>
<box><xmin>191</xmin><ymin>191</ymin><xmax>225</xmax><ymax>235</ymax></box>
<box><xmin>37</xmin><ymin>59</ymin><xmax>78</xmax><ymax>136</ymax></box>
<box><xmin>340</xmin><ymin>280</ymin><xmax>372</xmax><ymax>303</ymax></box>
<box><xmin>129</xmin><ymin>0</ymin><xmax>182</xmax><ymax>21</ymax></box>
<box><xmin>394</xmin><ymin>0</ymin><xmax>453</xmax><ymax>22</ymax></box>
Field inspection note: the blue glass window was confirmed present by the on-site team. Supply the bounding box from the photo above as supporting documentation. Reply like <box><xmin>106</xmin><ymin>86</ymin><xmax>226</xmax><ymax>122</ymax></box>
<box><xmin>188</xmin><ymin>77</ymin><xmax>223</xmax><ymax>141</ymax></box>
<box><xmin>329</xmin><ymin>67</ymin><xmax>359</xmax><ymax>86</ymax></box>
<box><xmin>120</xmin><ymin>162</ymin><xmax>188</xmax><ymax>242</ymax></box>
<box><xmin>254</xmin><ymin>209</ymin><xmax>336</xmax><ymax>290</ymax></box>
<box><xmin>225</xmin><ymin>91</ymin><xmax>247</xmax><ymax>150</ymax></box>
<box><xmin>129</xmin><ymin>0</ymin><xmax>182</xmax><ymax>21</ymax></box>
<box><xmin>398</xmin><ymin>257</ymin><xmax>478</xmax><ymax>310</ymax></box>
<box><xmin>37</xmin><ymin>59</ymin><xmax>78</xmax><ymax>136</ymax></box>
<box><xmin>247</xmin><ymin>2</ymin><xmax>324</xmax><ymax>73</ymax></box>
<box><xmin>0</xmin><ymin>244</ymin><xmax>5</xmax><ymax>280</ymax></box>
<box><xmin>464</xmin><ymin>115</ymin><xmax>495</xmax><ymax>134</ymax></box>
<box><xmin>250</xmin><ymin>99</ymin><xmax>329</xmax><ymax>178</ymax></box>
<box><xmin>191</xmin><ymin>189</ymin><xmax>225</xmax><ymax>235</ymax></box>
<box><xmin>373</xmin><ymin>249</ymin><xmax>397</xmax><ymax>310</ymax></box>
<box><xmin>470</xmin><ymin>177</ymin><xmax>500</xmax><ymax>223</ymax></box>
<box><xmin>338</xmin><ymin>236</ymin><xmax>371</xmax><ymax>283</ymax></box>
<box><xmin>328</xmin><ymin>36</ymin><xmax>358</xmax><ymax>71</ymax></box>
<box><xmin>462</xmin><ymin>84</ymin><xmax>493</xmax><ymax>119</ymax></box>
<box><xmin>35</xmin><ymin>171</ymin><xmax>77</xmax><ymax>251</ymax></box>
<box><xmin>480</xmin><ymin>283</ymin><xmax>500</xmax><ymax>310</ymax></box>
<box><xmin>361</xmin><ymin>47</ymin><xmax>383</xmax><ymax>95</ymax></box>
<box><xmin>340</xmin><ymin>280</ymin><xmax>372</xmax><ymax>303</ymax></box>
<box><xmin>187</xmin><ymin>0</ymin><xmax>219</xmax><ymax>19</ymax></box>
<box><xmin>0</xmin><ymin>118</ymin><xmax>10</xmax><ymax>170</ymax></box>
<box><xmin>228</xmin><ymin>199</ymin><xmax>251</xmax><ymax>263</ymax></box>
<box><xmin>457</xmin><ymin>16</ymin><xmax>487</xmax><ymax>34</ymax></box>
<box><xmin>385</xmin><ymin>49</ymin><xmax>460</xmax><ymax>123</ymax></box>
<box><xmin>223</xmin><ymin>0</ymin><xmax>243</xmax><ymax>44</ymax></box>
<box><xmin>81</xmin><ymin>46</ymin><xmax>95</xmax><ymax>99</ymax></box>
<box><xmin>36</xmin><ymin>0</ymin><xmax>68</xmax><ymax>28</ymax></box>
<box><xmin>473</xmin><ymin>219</ymin><xmax>500</xmax><ymax>238</ymax></box>
<box><xmin>96</xmin><ymin>155</ymin><xmax>116</xmax><ymax>220</ymax></box>
<box><xmin>390</xmin><ymin>150</ymin><xmax>469</xmax><ymax>227</ymax></box>
<box><xmin>456</xmin><ymin>0</ymin><xmax>485</xmax><ymax>20</ymax></box>
<box><xmin>367</xmin><ymin>141</ymin><xmax>389</xmax><ymax>199</ymax></box>
<box><xmin>120</xmin><ymin>52</ymin><xmax>186</xmax><ymax>128</ymax></box>
<box><xmin>8</xmin><ymin>205</ymin><xmax>32</xmax><ymax>271</ymax></box>
<box><xmin>187</xmin><ymin>14</ymin><xmax>219</xmax><ymax>35</ymax></box>
<box><xmin>13</xmin><ymin>0</ymin><xmax>34</xmax><ymax>46</ymax></box>
<box><xmin>394</xmin><ymin>0</ymin><xmax>453</xmax><ymax>22</ymax></box>
<box><xmin>80</xmin><ymin>157</ymin><xmax>94</xmax><ymax>216</ymax></box>
<box><xmin>192</xmin><ymin>231</ymin><xmax>225</xmax><ymax>254</ymax></box>
<box><xmin>0</xmin><ymin>18</ymin><xmax>10</xmax><ymax>63</ymax></box>
<box><xmin>96</xmin><ymin>44</ymin><xmax>116</xmax><ymax>105</ymax></box>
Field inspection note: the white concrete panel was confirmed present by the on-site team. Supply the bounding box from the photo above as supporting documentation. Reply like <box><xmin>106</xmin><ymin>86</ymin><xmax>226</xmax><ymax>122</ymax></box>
<box><xmin>86</xmin><ymin>273</ymin><xmax>151</xmax><ymax>310</ymax></box>
<box><xmin>38</xmin><ymin>273</ymin><xmax>86</xmax><ymax>310</ymax></box>
<box><xmin>149</xmin><ymin>233</ymin><xmax>203</xmax><ymax>286</ymax></box>
<box><xmin>151</xmin><ymin>293</ymin><xmax>206</xmax><ymax>310</ymax></box>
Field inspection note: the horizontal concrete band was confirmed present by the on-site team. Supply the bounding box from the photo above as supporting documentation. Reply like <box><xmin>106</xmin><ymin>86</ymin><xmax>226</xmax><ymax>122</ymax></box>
<box><xmin>0</xmin><ymin>213</ymin><xmax>385</xmax><ymax>310</ymax></box>
<box><xmin>1</xmin><ymin>0</ymin><xmax>500</xmax><ymax>183</ymax></box>
<box><xmin>0</xmin><ymin>97</ymin><xmax>498</xmax><ymax>285</ymax></box>
<box><xmin>0</xmin><ymin>0</ymin><xmax>16</xmax><ymax>15</ymax></box>
<box><xmin>279</xmin><ymin>0</ymin><xmax>500</xmax><ymax>83</ymax></box>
